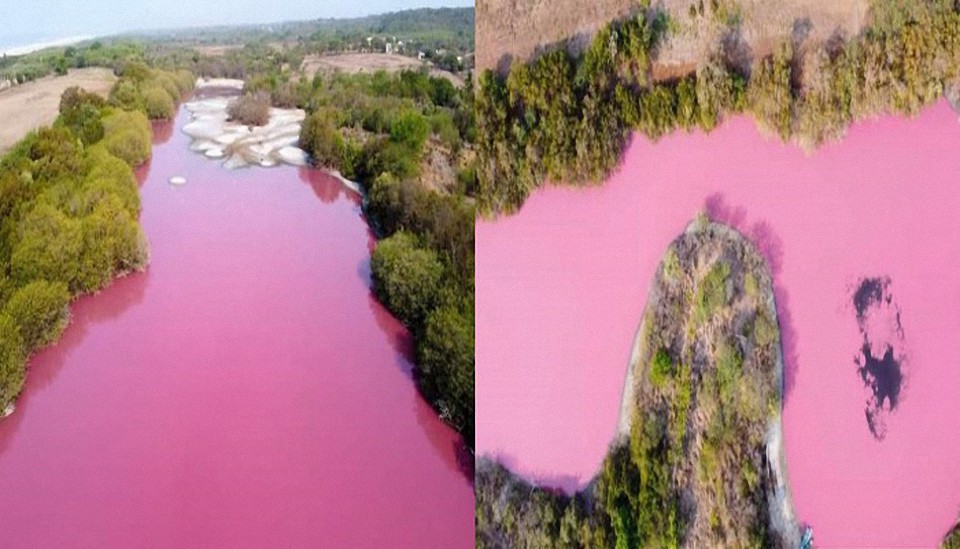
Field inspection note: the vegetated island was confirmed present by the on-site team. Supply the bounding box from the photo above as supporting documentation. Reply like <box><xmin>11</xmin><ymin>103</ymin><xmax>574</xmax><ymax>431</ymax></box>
<box><xmin>0</xmin><ymin>64</ymin><xmax>194</xmax><ymax>415</ymax></box>
<box><xmin>475</xmin><ymin>0</ymin><xmax>960</xmax><ymax>214</ymax></box>
<box><xmin>476</xmin><ymin>216</ymin><xmax>796</xmax><ymax>548</ymax></box>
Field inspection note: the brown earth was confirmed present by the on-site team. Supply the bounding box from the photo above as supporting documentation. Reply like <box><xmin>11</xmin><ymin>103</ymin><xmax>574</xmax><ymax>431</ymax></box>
<box><xmin>301</xmin><ymin>53</ymin><xmax>464</xmax><ymax>86</ymax></box>
<box><xmin>477</xmin><ymin>0</ymin><xmax>868</xmax><ymax>76</ymax></box>
<box><xmin>0</xmin><ymin>67</ymin><xmax>116</xmax><ymax>154</ymax></box>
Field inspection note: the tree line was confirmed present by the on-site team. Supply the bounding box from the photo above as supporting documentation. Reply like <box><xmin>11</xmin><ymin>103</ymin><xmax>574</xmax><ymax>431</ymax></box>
<box><xmin>475</xmin><ymin>0</ymin><xmax>960</xmax><ymax>214</ymax></box>
<box><xmin>0</xmin><ymin>68</ymin><xmax>192</xmax><ymax>412</ymax></box>
<box><xmin>294</xmin><ymin>69</ymin><xmax>476</xmax><ymax>446</ymax></box>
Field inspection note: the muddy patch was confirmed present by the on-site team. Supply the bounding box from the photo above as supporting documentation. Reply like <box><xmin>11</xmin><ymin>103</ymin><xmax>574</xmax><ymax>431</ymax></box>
<box><xmin>852</xmin><ymin>276</ymin><xmax>906</xmax><ymax>440</ymax></box>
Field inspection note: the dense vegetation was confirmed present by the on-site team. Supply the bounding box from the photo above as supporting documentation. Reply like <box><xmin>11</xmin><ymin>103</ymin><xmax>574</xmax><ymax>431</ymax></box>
<box><xmin>0</xmin><ymin>68</ymin><xmax>191</xmax><ymax>413</ymax></box>
<box><xmin>475</xmin><ymin>0</ymin><xmax>960</xmax><ymax>214</ymax></box>
<box><xmin>0</xmin><ymin>41</ymin><xmax>145</xmax><ymax>84</ymax></box>
<box><xmin>295</xmin><ymin>68</ymin><xmax>476</xmax><ymax>445</ymax></box>
<box><xmin>476</xmin><ymin>219</ymin><xmax>789</xmax><ymax>547</ymax></box>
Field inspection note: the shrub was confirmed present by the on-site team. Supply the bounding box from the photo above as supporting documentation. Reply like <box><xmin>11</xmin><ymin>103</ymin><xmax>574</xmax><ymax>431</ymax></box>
<box><xmin>417</xmin><ymin>303</ymin><xmax>474</xmax><ymax>436</ymax></box>
<box><xmin>695</xmin><ymin>260</ymin><xmax>730</xmax><ymax>321</ymax></box>
<box><xmin>59</xmin><ymin>86</ymin><xmax>105</xmax><ymax>115</ymax></box>
<box><xmin>300</xmin><ymin>108</ymin><xmax>343</xmax><ymax>168</ymax></box>
<box><xmin>101</xmin><ymin>111</ymin><xmax>151</xmax><ymax>167</ymax></box>
<box><xmin>142</xmin><ymin>85</ymin><xmax>175</xmax><ymax>120</ymax></box>
<box><xmin>2</xmin><ymin>280</ymin><xmax>70</xmax><ymax>351</ymax></box>
<box><xmin>0</xmin><ymin>314</ymin><xmax>25</xmax><ymax>410</ymax></box>
<box><xmin>370</xmin><ymin>231</ymin><xmax>444</xmax><ymax>328</ymax></box>
<box><xmin>227</xmin><ymin>91</ymin><xmax>271</xmax><ymax>126</ymax></box>
<box><xmin>650</xmin><ymin>347</ymin><xmax>674</xmax><ymax>387</ymax></box>
<box><xmin>108</xmin><ymin>78</ymin><xmax>142</xmax><ymax>111</ymax></box>
<box><xmin>389</xmin><ymin>109</ymin><xmax>430</xmax><ymax>155</ymax></box>
<box><xmin>61</xmin><ymin>102</ymin><xmax>104</xmax><ymax>145</ymax></box>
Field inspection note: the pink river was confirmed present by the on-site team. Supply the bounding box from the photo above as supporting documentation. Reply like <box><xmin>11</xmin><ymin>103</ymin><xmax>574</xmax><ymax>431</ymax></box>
<box><xmin>477</xmin><ymin>100</ymin><xmax>960</xmax><ymax>547</ymax></box>
<box><xmin>0</xmin><ymin>107</ymin><xmax>473</xmax><ymax>547</ymax></box>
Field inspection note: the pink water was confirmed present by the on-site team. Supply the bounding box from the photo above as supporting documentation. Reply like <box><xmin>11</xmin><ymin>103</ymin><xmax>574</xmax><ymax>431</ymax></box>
<box><xmin>477</xmin><ymin>100</ymin><xmax>960</xmax><ymax>546</ymax></box>
<box><xmin>0</xmin><ymin>107</ymin><xmax>473</xmax><ymax>547</ymax></box>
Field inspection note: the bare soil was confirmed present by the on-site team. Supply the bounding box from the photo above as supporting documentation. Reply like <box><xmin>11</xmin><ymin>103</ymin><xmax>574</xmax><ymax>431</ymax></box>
<box><xmin>301</xmin><ymin>53</ymin><xmax>464</xmax><ymax>86</ymax></box>
<box><xmin>0</xmin><ymin>67</ymin><xmax>116</xmax><ymax>154</ymax></box>
<box><xmin>477</xmin><ymin>0</ymin><xmax>868</xmax><ymax>75</ymax></box>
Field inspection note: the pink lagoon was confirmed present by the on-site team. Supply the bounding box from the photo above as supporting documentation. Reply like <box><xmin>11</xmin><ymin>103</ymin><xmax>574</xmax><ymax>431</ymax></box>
<box><xmin>0</xmin><ymin>107</ymin><xmax>473</xmax><ymax>547</ymax></box>
<box><xmin>476</xmin><ymin>100</ymin><xmax>960</xmax><ymax>546</ymax></box>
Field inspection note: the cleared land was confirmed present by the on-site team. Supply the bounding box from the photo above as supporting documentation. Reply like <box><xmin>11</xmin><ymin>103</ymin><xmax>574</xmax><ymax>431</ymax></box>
<box><xmin>477</xmin><ymin>0</ymin><xmax>867</xmax><ymax>75</ymax></box>
<box><xmin>0</xmin><ymin>67</ymin><xmax>116</xmax><ymax>154</ymax></box>
<box><xmin>301</xmin><ymin>53</ymin><xmax>464</xmax><ymax>86</ymax></box>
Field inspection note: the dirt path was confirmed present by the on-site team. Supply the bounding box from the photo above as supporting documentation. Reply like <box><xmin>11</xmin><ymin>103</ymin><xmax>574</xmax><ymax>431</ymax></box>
<box><xmin>0</xmin><ymin>67</ymin><xmax>116</xmax><ymax>154</ymax></box>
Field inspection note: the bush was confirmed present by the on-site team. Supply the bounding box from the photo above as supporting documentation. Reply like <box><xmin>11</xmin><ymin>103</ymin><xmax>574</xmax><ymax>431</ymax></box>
<box><xmin>417</xmin><ymin>303</ymin><xmax>474</xmax><ymax>436</ymax></box>
<box><xmin>101</xmin><ymin>111</ymin><xmax>151</xmax><ymax>166</ymax></box>
<box><xmin>389</xmin><ymin>109</ymin><xmax>430</xmax><ymax>154</ymax></box>
<box><xmin>108</xmin><ymin>78</ymin><xmax>142</xmax><ymax>111</ymax></box>
<box><xmin>2</xmin><ymin>280</ymin><xmax>70</xmax><ymax>351</ymax></box>
<box><xmin>142</xmin><ymin>85</ymin><xmax>175</xmax><ymax>120</ymax></box>
<box><xmin>370</xmin><ymin>231</ymin><xmax>444</xmax><ymax>328</ymax></box>
<box><xmin>300</xmin><ymin>108</ymin><xmax>343</xmax><ymax>168</ymax></box>
<box><xmin>227</xmin><ymin>91</ymin><xmax>271</xmax><ymax>126</ymax></box>
<box><xmin>0</xmin><ymin>314</ymin><xmax>25</xmax><ymax>410</ymax></box>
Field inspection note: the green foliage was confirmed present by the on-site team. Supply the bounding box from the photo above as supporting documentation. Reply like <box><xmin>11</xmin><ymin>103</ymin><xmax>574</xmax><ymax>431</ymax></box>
<box><xmin>2</xmin><ymin>280</ymin><xmax>70</xmax><ymax>351</ymax></box>
<box><xmin>695</xmin><ymin>260</ymin><xmax>730</xmax><ymax>321</ymax></box>
<box><xmin>477</xmin><ymin>221</ymin><xmax>784</xmax><ymax>547</ymax></box>
<box><xmin>0</xmin><ymin>89</ymin><xmax>151</xmax><ymax>410</ymax></box>
<box><xmin>370</xmin><ymin>231</ymin><xmax>444</xmax><ymax>328</ymax></box>
<box><xmin>0</xmin><ymin>315</ymin><xmax>26</xmax><ymax>410</ymax></box>
<box><xmin>944</xmin><ymin>522</ymin><xmax>960</xmax><ymax>549</ymax></box>
<box><xmin>101</xmin><ymin>110</ymin><xmax>152</xmax><ymax>167</ymax></box>
<box><xmin>417</xmin><ymin>303</ymin><xmax>474</xmax><ymax>438</ymax></box>
<box><xmin>142</xmin><ymin>85</ymin><xmax>176</xmax><ymax>120</ymax></box>
<box><xmin>476</xmin><ymin>4</ymin><xmax>960</xmax><ymax>213</ymax></box>
<box><xmin>389</xmin><ymin>109</ymin><xmax>430</xmax><ymax>155</ymax></box>
<box><xmin>650</xmin><ymin>346</ymin><xmax>674</xmax><ymax>387</ymax></box>
<box><xmin>748</xmin><ymin>42</ymin><xmax>794</xmax><ymax>140</ymax></box>
<box><xmin>109</xmin><ymin>79</ymin><xmax>143</xmax><ymax>111</ymax></box>
<box><xmin>300</xmin><ymin>108</ymin><xmax>344</xmax><ymax>169</ymax></box>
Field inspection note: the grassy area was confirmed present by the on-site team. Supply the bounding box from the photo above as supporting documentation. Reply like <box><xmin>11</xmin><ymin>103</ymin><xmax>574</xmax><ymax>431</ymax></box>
<box><xmin>476</xmin><ymin>218</ymin><xmax>786</xmax><ymax>547</ymax></box>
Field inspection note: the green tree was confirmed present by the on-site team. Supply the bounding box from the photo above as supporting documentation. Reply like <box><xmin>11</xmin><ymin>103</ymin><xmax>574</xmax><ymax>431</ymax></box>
<box><xmin>370</xmin><ymin>231</ymin><xmax>443</xmax><ymax>328</ymax></box>
<box><xmin>389</xmin><ymin>109</ymin><xmax>430</xmax><ymax>155</ymax></box>
<box><xmin>417</xmin><ymin>303</ymin><xmax>474</xmax><ymax>436</ymax></box>
<box><xmin>300</xmin><ymin>108</ymin><xmax>344</xmax><ymax>168</ymax></box>
<box><xmin>2</xmin><ymin>280</ymin><xmax>71</xmax><ymax>351</ymax></box>
<box><xmin>143</xmin><ymin>85</ymin><xmax>175</xmax><ymax>120</ymax></box>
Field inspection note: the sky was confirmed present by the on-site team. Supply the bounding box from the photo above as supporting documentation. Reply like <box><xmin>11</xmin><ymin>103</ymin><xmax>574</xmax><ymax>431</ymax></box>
<box><xmin>0</xmin><ymin>0</ymin><xmax>472</xmax><ymax>49</ymax></box>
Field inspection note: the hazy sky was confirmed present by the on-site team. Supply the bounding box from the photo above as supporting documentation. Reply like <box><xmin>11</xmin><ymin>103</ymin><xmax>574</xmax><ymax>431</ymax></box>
<box><xmin>0</xmin><ymin>0</ymin><xmax>472</xmax><ymax>47</ymax></box>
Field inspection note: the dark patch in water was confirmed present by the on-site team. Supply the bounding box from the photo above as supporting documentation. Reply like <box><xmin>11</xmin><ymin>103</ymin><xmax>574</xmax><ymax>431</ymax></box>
<box><xmin>851</xmin><ymin>277</ymin><xmax>905</xmax><ymax>441</ymax></box>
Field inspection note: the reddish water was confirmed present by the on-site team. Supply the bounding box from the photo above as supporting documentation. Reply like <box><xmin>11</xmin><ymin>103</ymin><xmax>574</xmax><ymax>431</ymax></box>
<box><xmin>0</xmin><ymin>107</ymin><xmax>473</xmax><ymax>547</ymax></box>
<box><xmin>477</xmin><ymin>101</ymin><xmax>960</xmax><ymax>546</ymax></box>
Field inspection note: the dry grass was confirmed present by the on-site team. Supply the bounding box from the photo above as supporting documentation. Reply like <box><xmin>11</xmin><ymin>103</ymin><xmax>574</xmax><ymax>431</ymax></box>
<box><xmin>0</xmin><ymin>67</ymin><xmax>116</xmax><ymax>154</ymax></box>
<box><xmin>477</xmin><ymin>0</ymin><xmax>868</xmax><ymax>76</ymax></box>
<box><xmin>301</xmin><ymin>53</ymin><xmax>464</xmax><ymax>86</ymax></box>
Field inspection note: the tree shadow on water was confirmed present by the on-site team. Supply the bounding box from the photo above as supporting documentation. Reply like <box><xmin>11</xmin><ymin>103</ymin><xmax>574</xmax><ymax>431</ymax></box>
<box><xmin>0</xmin><ymin>270</ymin><xmax>149</xmax><ymax>457</ymax></box>
<box><xmin>705</xmin><ymin>193</ymin><xmax>799</xmax><ymax>404</ymax></box>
